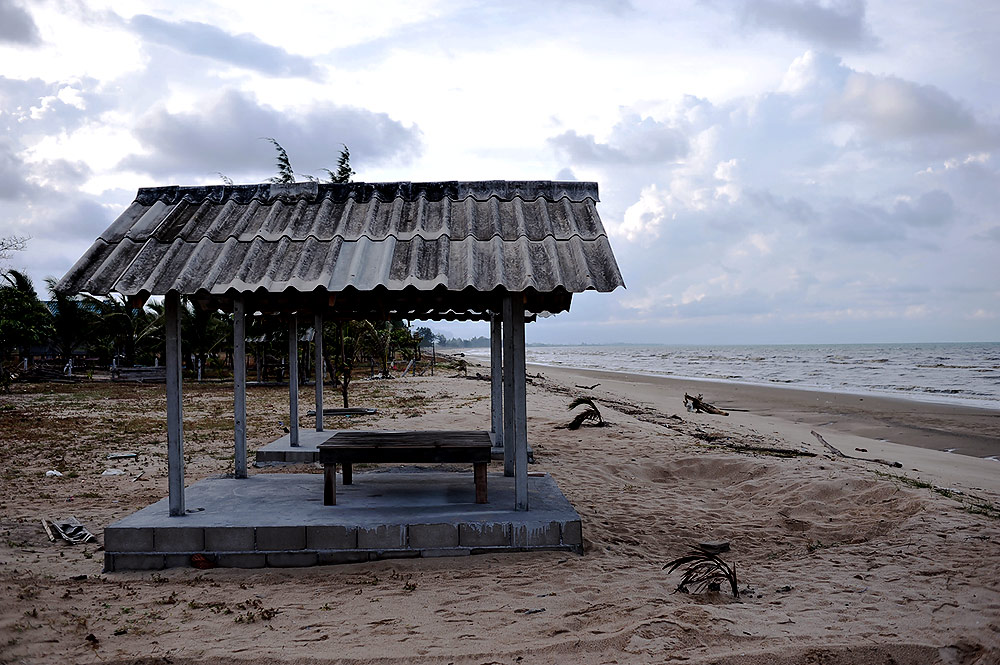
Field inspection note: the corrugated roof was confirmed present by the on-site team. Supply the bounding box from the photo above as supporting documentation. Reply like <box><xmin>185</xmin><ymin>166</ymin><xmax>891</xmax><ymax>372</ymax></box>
<box><xmin>58</xmin><ymin>181</ymin><xmax>625</xmax><ymax>319</ymax></box>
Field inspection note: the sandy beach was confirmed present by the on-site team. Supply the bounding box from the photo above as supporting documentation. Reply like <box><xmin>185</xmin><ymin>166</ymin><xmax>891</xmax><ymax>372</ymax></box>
<box><xmin>1</xmin><ymin>358</ymin><xmax>998</xmax><ymax>664</ymax></box>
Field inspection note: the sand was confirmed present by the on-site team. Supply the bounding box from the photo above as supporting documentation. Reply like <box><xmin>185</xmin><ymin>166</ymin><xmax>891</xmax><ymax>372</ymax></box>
<box><xmin>1</xmin><ymin>359</ymin><xmax>998</xmax><ymax>664</ymax></box>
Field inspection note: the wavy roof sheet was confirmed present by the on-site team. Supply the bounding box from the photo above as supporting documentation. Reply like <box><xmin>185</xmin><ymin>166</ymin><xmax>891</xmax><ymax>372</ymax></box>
<box><xmin>58</xmin><ymin>181</ymin><xmax>625</xmax><ymax>319</ymax></box>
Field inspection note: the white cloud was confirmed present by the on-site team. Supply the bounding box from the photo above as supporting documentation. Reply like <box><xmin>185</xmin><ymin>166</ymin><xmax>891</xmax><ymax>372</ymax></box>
<box><xmin>616</xmin><ymin>184</ymin><xmax>668</xmax><ymax>241</ymax></box>
<box><xmin>1</xmin><ymin>1</ymin><xmax>998</xmax><ymax>344</ymax></box>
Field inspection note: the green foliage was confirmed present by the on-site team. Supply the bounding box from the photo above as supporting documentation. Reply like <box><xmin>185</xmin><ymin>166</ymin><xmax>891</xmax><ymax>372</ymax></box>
<box><xmin>0</xmin><ymin>270</ymin><xmax>52</xmax><ymax>388</ymax></box>
<box><xmin>45</xmin><ymin>277</ymin><xmax>97</xmax><ymax>363</ymax></box>
<box><xmin>333</xmin><ymin>145</ymin><xmax>355</xmax><ymax>183</ymax></box>
<box><xmin>413</xmin><ymin>326</ymin><xmax>434</xmax><ymax>347</ymax></box>
<box><xmin>182</xmin><ymin>298</ymin><xmax>230</xmax><ymax>373</ymax></box>
<box><xmin>320</xmin><ymin>145</ymin><xmax>356</xmax><ymax>184</ymax></box>
<box><xmin>85</xmin><ymin>294</ymin><xmax>162</xmax><ymax>366</ymax></box>
<box><xmin>262</xmin><ymin>137</ymin><xmax>296</xmax><ymax>184</ymax></box>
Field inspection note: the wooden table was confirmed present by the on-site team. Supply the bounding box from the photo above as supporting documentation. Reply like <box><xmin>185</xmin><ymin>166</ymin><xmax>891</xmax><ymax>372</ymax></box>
<box><xmin>318</xmin><ymin>431</ymin><xmax>492</xmax><ymax>506</ymax></box>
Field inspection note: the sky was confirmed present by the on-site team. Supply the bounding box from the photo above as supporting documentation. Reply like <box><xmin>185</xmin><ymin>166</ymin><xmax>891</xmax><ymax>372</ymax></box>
<box><xmin>1</xmin><ymin>0</ymin><xmax>998</xmax><ymax>345</ymax></box>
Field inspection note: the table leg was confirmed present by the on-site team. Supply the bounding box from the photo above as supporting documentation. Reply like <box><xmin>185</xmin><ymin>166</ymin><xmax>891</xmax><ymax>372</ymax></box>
<box><xmin>343</xmin><ymin>462</ymin><xmax>352</xmax><ymax>485</ymax></box>
<box><xmin>474</xmin><ymin>462</ymin><xmax>487</xmax><ymax>504</ymax></box>
<box><xmin>324</xmin><ymin>463</ymin><xmax>336</xmax><ymax>506</ymax></box>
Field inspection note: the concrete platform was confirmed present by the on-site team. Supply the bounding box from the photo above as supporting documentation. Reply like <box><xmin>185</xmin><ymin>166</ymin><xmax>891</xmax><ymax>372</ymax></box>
<box><xmin>255</xmin><ymin>430</ymin><xmax>332</xmax><ymax>463</ymax></box>
<box><xmin>255</xmin><ymin>430</ymin><xmax>533</xmax><ymax>464</ymax></box>
<box><xmin>104</xmin><ymin>470</ymin><xmax>582</xmax><ymax>571</ymax></box>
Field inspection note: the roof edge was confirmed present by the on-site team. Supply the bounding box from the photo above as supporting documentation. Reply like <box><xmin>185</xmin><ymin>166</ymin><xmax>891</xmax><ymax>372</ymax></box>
<box><xmin>134</xmin><ymin>180</ymin><xmax>599</xmax><ymax>206</ymax></box>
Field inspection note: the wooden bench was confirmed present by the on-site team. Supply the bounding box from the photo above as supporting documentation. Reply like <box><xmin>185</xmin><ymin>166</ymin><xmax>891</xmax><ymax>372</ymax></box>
<box><xmin>318</xmin><ymin>431</ymin><xmax>492</xmax><ymax>506</ymax></box>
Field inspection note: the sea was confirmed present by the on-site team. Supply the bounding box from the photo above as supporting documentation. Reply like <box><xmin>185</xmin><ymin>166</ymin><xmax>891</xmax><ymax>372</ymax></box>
<box><xmin>465</xmin><ymin>342</ymin><xmax>1000</xmax><ymax>410</ymax></box>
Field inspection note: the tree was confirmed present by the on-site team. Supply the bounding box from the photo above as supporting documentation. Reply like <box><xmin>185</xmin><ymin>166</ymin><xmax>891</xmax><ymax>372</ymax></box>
<box><xmin>182</xmin><ymin>298</ymin><xmax>230</xmax><ymax>379</ymax></box>
<box><xmin>0</xmin><ymin>235</ymin><xmax>28</xmax><ymax>262</ymax></box>
<box><xmin>330</xmin><ymin>145</ymin><xmax>355</xmax><ymax>183</ymax></box>
<box><xmin>262</xmin><ymin>137</ymin><xmax>296</xmax><ymax>184</ymax></box>
<box><xmin>414</xmin><ymin>326</ymin><xmax>434</xmax><ymax>348</ymax></box>
<box><xmin>0</xmin><ymin>270</ymin><xmax>52</xmax><ymax>389</ymax></box>
<box><xmin>91</xmin><ymin>294</ymin><xmax>161</xmax><ymax>367</ymax></box>
<box><xmin>45</xmin><ymin>277</ymin><xmax>96</xmax><ymax>365</ymax></box>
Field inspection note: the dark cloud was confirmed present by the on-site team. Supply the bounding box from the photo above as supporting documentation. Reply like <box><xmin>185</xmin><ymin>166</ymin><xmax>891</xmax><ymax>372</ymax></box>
<box><xmin>549</xmin><ymin>115</ymin><xmax>688</xmax><ymax>165</ymax></box>
<box><xmin>736</xmin><ymin>0</ymin><xmax>878</xmax><ymax>51</ymax></box>
<box><xmin>20</xmin><ymin>197</ymin><xmax>115</xmax><ymax>242</ymax></box>
<box><xmin>747</xmin><ymin>189</ymin><xmax>818</xmax><ymax>224</ymax></box>
<box><xmin>0</xmin><ymin>0</ymin><xmax>41</xmax><ymax>45</ymax></box>
<box><xmin>0</xmin><ymin>140</ymin><xmax>37</xmax><ymax>200</ymax></box>
<box><xmin>130</xmin><ymin>14</ymin><xmax>321</xmax><ymax>79</ymax></box>
<box><xmin>825</xmin><ymin>190</ymin><xmax>953</xmax><ymax>244</ymax></box>
<box><xmin>118</xmin><ymin>89</ymin><xmax>422</xmax><ymax>181</ymax></box>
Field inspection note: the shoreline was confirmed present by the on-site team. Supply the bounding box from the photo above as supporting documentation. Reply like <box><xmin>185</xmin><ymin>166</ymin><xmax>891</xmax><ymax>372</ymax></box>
<box><xmin>524</xmin><ymin>363</ymin><xmax>1000</xmax><ymax>496</ymax></box>
<box><xmin>528</xmin><ymin>364</ymin><xmax>1000</xmax><ymax>458</ymax></box>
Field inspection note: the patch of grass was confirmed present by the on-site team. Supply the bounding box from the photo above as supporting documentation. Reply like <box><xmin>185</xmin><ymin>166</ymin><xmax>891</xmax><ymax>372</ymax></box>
<box><xmin>872</xmin><ymin>470</ymin><xmax>1000</xmax><ymax>520</ymax></box>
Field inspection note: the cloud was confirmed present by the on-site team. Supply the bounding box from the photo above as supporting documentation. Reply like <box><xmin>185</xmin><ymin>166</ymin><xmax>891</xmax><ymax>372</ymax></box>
<box><xmin>130</xmin><ymin>14</ymin><xmax>320</xmax><ymax>79</ymax></box>
<box><xmin>732</xmin><ymin>0</ymin><xmax>878</xmax><ymax>51</ymax></box>
<box><xmin>118</xmin><ymin>89</ymin><xmax>423</xmax><ymax>181</ymax></box>
<box><xmin>0</xmin><ymin>0</ymin><xmax>40</xmax><ymax>45</ymax></box>
<box><xmin>617</xmin><ymin>185</ymin><xmax>668</xmax><ymax>241</ymax></box>
<box><xmin>830</xmin><ymin>72</ymin><xmax>990</xmax><ymax>143</ymax></box>
<box><xmin>0</xmin><ymin>139</ymin><xmax>42</xmax><ymax>201</ymax></box>
<box><xmin>546</xmin><ymin>47</ymin><xmax>999</xmax><ymax>340</ymax></box>
<box><xmin>0</xmin><ymin>76</ymin><xmax>109</xmax><ymax>138</ymax></box>
<box><xmin>548</xmin><ymin>114</ymin><xmax>688</xmax><ymax>165</ymax></box>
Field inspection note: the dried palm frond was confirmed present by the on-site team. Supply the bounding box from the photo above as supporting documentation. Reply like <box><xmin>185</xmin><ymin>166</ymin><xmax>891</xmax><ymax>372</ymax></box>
<box><xmin>567</xmin><ymin>396</ymin><xmax>604</xmax><ymax>430</ymax></box>
<box><xmin>662</xmin><ymin>548</ymin><xmax>739</xmax><ymax>598</ymax></box>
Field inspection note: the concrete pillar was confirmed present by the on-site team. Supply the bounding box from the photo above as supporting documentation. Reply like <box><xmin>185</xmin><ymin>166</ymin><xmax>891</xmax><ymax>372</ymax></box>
<box><xmin>233</xmin><ymin>294</ymin><xmax>247</xmax><ymax>479</ymax></box>
<box><xmin>502</xmin><ymin>298</ymin><xmax>515</xmax><ymax>478</ymax></box>
<box><xmin>509</xmin><ymin>299</ymin><xmax>528</xmax><ymax>511</ymax></box>
<box><xmin>164</xmin><ymin>291</ymin><xmax>185</xmax><ymax>516</ymax></box>
<box><xmin>490</xmin><ymin>312</ymin><xmax>503</xmax><ymax>448</ymax></box>
<box><xmin>315</xmin><ymin>311</ymin><xmax>324</xmax><ymax>432</ymax></box>
<box><xmin>289</xmin><ymin>314</ymin><xmax>299</xmax><ymax>447</ymax></box>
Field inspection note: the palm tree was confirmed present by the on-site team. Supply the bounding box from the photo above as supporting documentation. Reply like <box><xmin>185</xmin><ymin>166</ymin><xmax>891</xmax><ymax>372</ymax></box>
<box><xmin>45</xmin><ymin>277</ymin><xmax>96</xmax><ymax>367</ymax></box>
<box><xmin>0</xmin><ymin>270</ymin><xmax>52</xmax><ymax>388</ymax></box>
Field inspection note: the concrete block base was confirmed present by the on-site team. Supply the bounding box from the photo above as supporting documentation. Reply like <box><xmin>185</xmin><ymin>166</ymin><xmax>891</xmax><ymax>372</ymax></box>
<box><xmin>103</xmin><ymin>470</ymin><xmax>583</xmax><ymax>571</ymax></box>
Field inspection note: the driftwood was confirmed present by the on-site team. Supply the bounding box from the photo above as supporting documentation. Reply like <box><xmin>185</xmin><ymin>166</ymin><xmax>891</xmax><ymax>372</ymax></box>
<box><xmin>684</xmin><ymin>393</ymin><xmax>729</xmax><ymax>416</ymax></box>
<box><xmin>575</xmin><ymin>383</ymin><xmax>600</xmax><ymax>390</ymax></box>
<box><xmin>812</xmin><ymin>430</ymin><xmax>902</xmax><ymax>468</ymax></box>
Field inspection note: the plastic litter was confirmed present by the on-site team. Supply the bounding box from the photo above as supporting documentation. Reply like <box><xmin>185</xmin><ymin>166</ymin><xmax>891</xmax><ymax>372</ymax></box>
<box><xmin>45</xmin><ymin>470</ymin><xmax>64</xmax><ymax>477</ymax></box>
<box><xmin>44</xmin><ymin>516</ymin><xmax>95</xmax><ymax>544</ymax></box>
<box><xmin>101</xmin><ymin>468</ymin><xmax>126</xmax><ymax>476</ymax></box>
<box><xmin>107</xmin><ymin>452</ymin><xmax>137</xmax><ymax>460</ymax></box>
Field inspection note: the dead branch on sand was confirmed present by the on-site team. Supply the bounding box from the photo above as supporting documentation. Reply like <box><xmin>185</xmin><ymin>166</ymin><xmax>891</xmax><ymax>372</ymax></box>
<box><xmin>812</xmin><ymin>430</ymin><xmax>902</xmax><ymax>468</ymax></box>
<box><xmin>565</xmin><ymin>396</ymin><xmax>608</xmax><ymax>430</ymax></box>
<box><xmin>684</xmin><ymin>393</ymin><xmax>729</xmax><ymax>416</ymax></box>
<box><xmin>663</xmin><ymin>546</ymin><xmax>739</xmax><ymax>598</ymax></box>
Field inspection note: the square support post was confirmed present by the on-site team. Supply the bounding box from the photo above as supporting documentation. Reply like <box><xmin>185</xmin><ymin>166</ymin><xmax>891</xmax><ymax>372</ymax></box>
<box><xmin>314</xmin><ymin>311</ymin><xmax>324</xmax><ymax>432</ymax></box>
<box><xmin>502</xmin><ymin>298</ymin><xmax>515</xmax><ymax>478</ymax></box>
<box><xmin>289</xmin><ymin>314</ymin><xmax>299</xmax><ymax>447</ymax></box>
<box><xmin>490</xmin><ymin>312</ymin><xmax>503</xmax><ymax>449</ymax></box>
<box><xmin>164</xmin><ymin>291</ymin><xmax>185</xmax><ymax>516</ymax></box>
<box><xmin>233</xmin><ymin>294</ymin><xmax>247</xmax><ymax>479</ymax></box>
<box><xmin>509</xmin><ymin>298</ymin><xmax>528</xmax><ymax>511</ymax></box>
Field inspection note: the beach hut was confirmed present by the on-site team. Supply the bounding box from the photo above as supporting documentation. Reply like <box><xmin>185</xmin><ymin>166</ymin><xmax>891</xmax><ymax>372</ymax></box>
<box><xmin>58</xmin><ymin>180</ymin><xmax>624</xmax><ymax>569</ymax></box>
